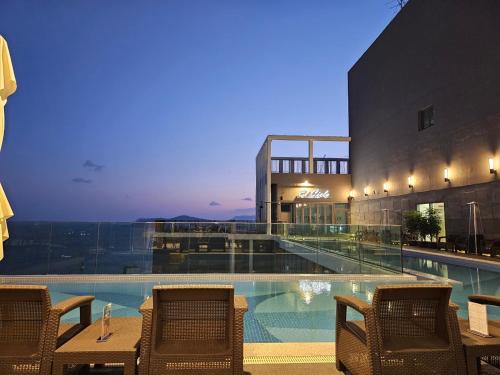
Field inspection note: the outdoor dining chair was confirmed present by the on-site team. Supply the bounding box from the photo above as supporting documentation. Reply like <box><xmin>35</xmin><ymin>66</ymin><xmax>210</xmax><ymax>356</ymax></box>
<box><xmin>335</xmin><ymin>284</ymin><xmax>466</xmax><ymax>375</ymax></box>
<box><xmin>139</xmin><ymin>284</ymin><xmax>248</xmax><ymax>375</ymax></box>
<box><xmin>0</xmin><ymin>285</ymin><xmax>94</xmax><ymax>375</ymax></box>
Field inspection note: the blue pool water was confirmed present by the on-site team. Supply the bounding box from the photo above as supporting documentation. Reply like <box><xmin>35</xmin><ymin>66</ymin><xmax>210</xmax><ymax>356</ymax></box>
<box><xmin>48</xmin><ymin>279</ymin><xmax>390</xmax><ymax>343</ymax></box>
<box><xmin>403</xmin><ymin>255</ymin><xmax>500</xmax><ymax>318</ymax></box>
<box><xmin>6</xmin><ymin>253</ymin><xmax>498</xmax><ymax>343</ymax></box>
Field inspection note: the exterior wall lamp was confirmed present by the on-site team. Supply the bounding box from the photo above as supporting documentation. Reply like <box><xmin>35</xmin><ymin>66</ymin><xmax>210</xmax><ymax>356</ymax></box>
<box><xmin>408</xmin><ymin>175</ymin><xmax>415</xmax><ymax>189</ymax></box>
<box><xmin>489</xmin><ymin>158</ymin><xmax>496</xmax><ymax>174</ymax></box>
<box><xmin>383</xmin><ymin>182</ymin><xmax>389</xmax><ymax>193</ymax></box>
<box><xmin>444</xmin><ymin>168</ymin><xmax>450</xmax><ymax>182</ymax></box>
<box><xmin>348</xmin><ymin>190</ymin><xmax>355</xmax><ymax>199</ymax></box>
<box><xmin>364</xmin><ymin>187</ymin><xmax>370</xmax><ymax>197</ymax></box>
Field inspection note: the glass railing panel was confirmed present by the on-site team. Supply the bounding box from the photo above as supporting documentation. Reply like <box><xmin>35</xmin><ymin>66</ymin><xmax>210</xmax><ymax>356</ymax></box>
<box><xmin>0</xmin><ymin>221</ymin><xmax>52</xmax><ymax>274</ymax></box>
<box><xmin>1</xmin><ymin>221</ymin><xmax>403</xmax><ymax>275</ymax></box>
<box><xmin>94</xmin><ymin>222</ymin><xmax>153</xmax><ymax>274</ymax></box>
<box><xmin>48</xmin><ymin>221</ymin><xmax>100</xmax><ymax>274</ymax></box>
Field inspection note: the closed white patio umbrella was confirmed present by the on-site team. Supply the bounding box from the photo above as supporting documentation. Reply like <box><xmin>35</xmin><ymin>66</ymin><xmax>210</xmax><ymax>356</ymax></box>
<box><xmin>0</xmin><ymin>35</ymin><xmax>17</xmax><ymax>260</ymax></box>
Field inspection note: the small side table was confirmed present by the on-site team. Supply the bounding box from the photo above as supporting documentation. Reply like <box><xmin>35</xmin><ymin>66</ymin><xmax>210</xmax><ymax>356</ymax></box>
<box><xmin>53</xmin><ymin>316</ymin><xmax>142</xmax><ymax>375</ymax></box>
<box><xmin>459</xmin><ymin>319</ymin><xmax>500</xmax><ymax>375</ymax></box>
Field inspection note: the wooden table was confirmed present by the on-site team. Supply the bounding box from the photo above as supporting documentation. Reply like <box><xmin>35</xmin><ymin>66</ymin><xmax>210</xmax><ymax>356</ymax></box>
<box><xmin>53</xmin><ymin>316</ymin><xmax>142</xmax><ymax>375</ymax></box>
<box><xmin>459</xmin><ymin>319</ymin><xmax>500</xmax><ymax>375</ymax></box>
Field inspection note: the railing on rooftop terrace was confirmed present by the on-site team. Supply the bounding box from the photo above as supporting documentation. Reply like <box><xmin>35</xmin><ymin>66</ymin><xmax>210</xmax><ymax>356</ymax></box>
<box><xmin>0</xmin><ymin>222</ymin><xmax>402</xmax><ymax>275</ymax></box>
<box><xmin>271</xmin><ymin>157</ymin><xmax>349</xmax><ymax>174</ymax></box>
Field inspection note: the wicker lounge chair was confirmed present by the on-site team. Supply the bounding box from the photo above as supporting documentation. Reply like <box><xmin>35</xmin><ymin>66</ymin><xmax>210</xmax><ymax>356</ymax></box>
<box><xmin>0</xmin><ymin>285</ymin><xmax>94</xmax><ymax>375</ymax></box>
<box><xmin>335</xmin><ymin>284</ymin><xmax>466</xmax><ymax>375</ymax></box>
<box><xmin>139</xmin><ymin>285</ymin><xmax>247</xmax><ymax>375</ymax></box>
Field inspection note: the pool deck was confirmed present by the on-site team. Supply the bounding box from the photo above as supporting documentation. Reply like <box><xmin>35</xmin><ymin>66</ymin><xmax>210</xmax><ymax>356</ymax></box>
<box><xmin>0</xmin><ymin>272</ymin><xmax>416</xmax><ymax>284</ymax></box>
<box><xmin>63</xmin><ymin>342</ymin><xmax>500</xmax><ymax>374</ymax></box>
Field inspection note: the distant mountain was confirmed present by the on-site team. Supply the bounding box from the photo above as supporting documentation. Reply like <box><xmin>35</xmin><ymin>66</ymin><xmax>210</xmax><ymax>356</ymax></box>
<box><xmin>137</xmin><ymin>214</ymin><xmax>255</xmax><ymax>222</ymax></box>
<box><xmin>169</xmin><ymin>215</ymin><xmax>211</xmax><ymax>222</ymax></box>
<box><xmin>230</xmin><ymin>215</ymin><xmax>256</xmax><ymax>222</ymax></box>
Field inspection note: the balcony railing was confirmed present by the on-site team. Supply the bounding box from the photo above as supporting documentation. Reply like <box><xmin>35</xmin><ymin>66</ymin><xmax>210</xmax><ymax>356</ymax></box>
<box><xmin>271</xmin><ymin>157</ymin><xmax>349</xmax><ymax>174</ymax></box>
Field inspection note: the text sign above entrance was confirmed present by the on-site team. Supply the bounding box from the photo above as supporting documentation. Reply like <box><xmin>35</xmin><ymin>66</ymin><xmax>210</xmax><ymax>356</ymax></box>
<box><xmin>297</xmin><ymin>189</ymin><xmax>330</xmax><ymax>199</ymax></box>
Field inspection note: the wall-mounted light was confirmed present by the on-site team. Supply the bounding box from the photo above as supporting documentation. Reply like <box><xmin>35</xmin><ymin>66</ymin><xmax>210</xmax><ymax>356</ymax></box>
<box><xmin>489</xmin><ymin>158</ymin><xmax>496</xmax><ymax>174</ymax></box>
<box><xmin>348</xmin><ymin>190</ymin><xmax>355</xmax><ymax>199</ymax></box>
<box><xmin>364</xmin><ymin>186</ymin><xmax>370</xmax><ymax>197</ymax></box>
<box><xmin>408</xmin><ymin>175</ymin><xmax>415</xmax><ymax>189</ymax></box>
<box><xmin>383</xmin><ymin>182</ymin><xmax>389</xmax><ymax>193</ymax></box>
<box><xmin>444</xmin><ymin>168</ymin><xmax>450</xmax><ymax>182</ymax></box>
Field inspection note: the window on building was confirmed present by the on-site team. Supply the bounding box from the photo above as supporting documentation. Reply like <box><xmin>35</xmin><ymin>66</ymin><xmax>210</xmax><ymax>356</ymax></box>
<box><xmin>418</xmin><ymin>105</ymin><xmax>434</xmax><ymax>131</ymax></box>
<box><xmin>281</xmin><ymin>203</ymin><xmax>291</xmax><ymax>213</ymax></box>
<box><xmin>416</xmin><ymin>202</ymin><xmax>446</xmax><ymax>239</ymax></box>
<box><xmin>272</xmin><ymin>159</ymin><xmax>279</xmax><ymax>173</ymax></box>
<box><xmin>282</xmin><ymin>160</ymin><xmax>290</xmax><ymax>173</ymax></box>
<box><xmin>316</xmin><ymin>160</ymin><xmax>325</xmax><ymax>174</ymax></box>
<box><xmin>328</xmin><ymin>160</ymin><xmax>337</xmax><ymax>174</ymax></box>
<box><xmin>339</xmin><ymin>161</ymin><xmax>348</xmax><ymax>174</ymax></box>
<box><xmin>304</xmin><ymin>160</ymin><xmax>309</xmax><ymax>173</ymax></box>
<box><xmin>293</xmin><ymin>160</ymin><xmax>302</xmax><ymax>174</ymax></box>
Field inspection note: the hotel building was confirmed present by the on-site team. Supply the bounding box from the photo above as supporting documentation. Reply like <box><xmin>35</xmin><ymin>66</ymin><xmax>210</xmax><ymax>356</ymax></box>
<box><xmin>257</xmin><ymin>0</ymin><xmax>500</xmax><ymax>242</ymax></box>
<box><xmin>255</xmin><ymin>135</ymin><xmax>351</xmax><ymax>225</ymax></box>
<box><xmin>349</xmin><ymin>0</ymin><xmax>500</xmax><ymax>240</ymax></box>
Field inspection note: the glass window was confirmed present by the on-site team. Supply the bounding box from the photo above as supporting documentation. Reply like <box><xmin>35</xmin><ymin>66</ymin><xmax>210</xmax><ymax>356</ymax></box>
<box><xmin>294</xmin><ymin>160</ymin><xmax>302</xmax><ymax>174</ymax></box>
<box><xmin>325</xmin><ymin>205</ymin><xmax>333</xmax><ymax>224</ymax></box>
<box><xmin>334</xmin><ymin>204</ymin><xmax>348</xmax><ymax>224</ymax></box>
<box><xmin>328</xmin><ymin>161</ymin><xmax>337</xmax><ymax>174</ymax></box>
<box><xmin>416</xmin><ymin>202</ymin><xmax>446</xmax><ymax>239</ymax></box>
<box><xmin>304</xmin><ymin>205</ymin><xmax>311</xmax><ymax>224</ymax></box>
<box><xmin>418</xmin><ymin>105</ymin><xmax>434</xmax><ymax>131</ymax></box>
<box><xmin>271</xmin><ymin>159</ymin><xmax>279</xmax><ymax>173</ymax></box>
<box><xmin>282</xmin><ymin>160</ymin><xmax>290</xmax><ymax>173</ymax></box>
<box><xmin>281</xmin><ymin>203</ymin><xmax>291</xmax><ymax>213</ymax></box>
<box><xmin>311</xmin><ymin>204</ymin><xmax>318</xmax><ymax>223</ymax></box>
<box><xmin>339</xmin><ymin>161</ymin><xmax>348</xmax><ymax>174</ymax></box>
<box><xmin>304</xmin><ymin>160</ymin><xmax>309</xmax><ymax>174</ymax></box>
<box><xmin>316</xmin><ymin>160</ymin><xmax>325</xmax><ymax>174</ymax></box>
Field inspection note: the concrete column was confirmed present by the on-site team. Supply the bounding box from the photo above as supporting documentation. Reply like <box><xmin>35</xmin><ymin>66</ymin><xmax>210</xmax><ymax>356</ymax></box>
<box><xmin>229</xmin><ymin>238</ymin><xmax>235</xmax><ymax>273</ymax></box>
<box><xmin>266</xmin><ymin>140</ymin><xmax>272</xmax><ymax>234</ymax></box>
<box><xmin>308</xmin><ymin>140</ymin><xmax>314</xmax><ymax>174</ymax></box>
<box><xmin>249</xmin><ymin>239</ymin><xmax>254</xmax><ymax>273</ymax></box>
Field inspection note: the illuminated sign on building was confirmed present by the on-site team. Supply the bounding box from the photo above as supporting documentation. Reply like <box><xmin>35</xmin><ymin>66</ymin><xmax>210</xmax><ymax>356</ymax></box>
<box><xmin>297</xmin><ymin>189</ymin><xmax>330</xmax><ymax>199</ymax></box>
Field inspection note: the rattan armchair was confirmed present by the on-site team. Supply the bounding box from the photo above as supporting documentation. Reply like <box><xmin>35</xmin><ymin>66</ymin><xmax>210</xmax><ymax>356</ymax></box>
<box><xmin>0</xmin><ymin>285</ymin><xmax>94</xmax><ymax>375</ymax></box>
<box><xmin>335</xmin><ymin>284</ymin><xmax>466</xmax><ymax>375</ymax></box>
<box><xmin>139</xmin><ymin>285</ymin><xmax>248</xmax><ymax>375</ymax></box>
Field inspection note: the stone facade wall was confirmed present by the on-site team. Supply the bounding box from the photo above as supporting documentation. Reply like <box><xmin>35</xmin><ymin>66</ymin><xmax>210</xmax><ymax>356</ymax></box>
<box><xmin>348</xmin><ymin>0</ymin><xmax>500</xmax><ymax>239</ymax></box>
<box><xmin>350</xmin><ymin>180</ymin><xmax>500</xmax><ymax>238</ymax></box>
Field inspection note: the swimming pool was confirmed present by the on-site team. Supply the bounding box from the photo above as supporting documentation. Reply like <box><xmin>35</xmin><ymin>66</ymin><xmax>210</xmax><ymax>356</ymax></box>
<box><xmin>1</xmin><ymin>252</ymin><xmax>498</xmax><ymax>343</ymax></box>
<box><xmin>46</xmin><ymin>278</ymin><xmax>413</xmax><ymax>343</ymax></box>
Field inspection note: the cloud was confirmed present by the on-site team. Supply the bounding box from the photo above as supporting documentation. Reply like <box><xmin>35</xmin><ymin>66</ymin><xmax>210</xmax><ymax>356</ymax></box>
<box><xmin>242</xmin><ymin>197</ymin><xmax>252</xmax><ymax>201</ymax></box>
<box><xmin>72</xmin><ymin>177</ymin><xmax>92</xmax><ymax>184</ymax></box>
<box><xmin>83</xmin><ymin>160</ymin><xmax>104</xmax><ymax>172</ymax></box>
<box><xmin>209</xmin><ymin>201</ymin><xmax>221</xmax><ymax>206</ymax></box>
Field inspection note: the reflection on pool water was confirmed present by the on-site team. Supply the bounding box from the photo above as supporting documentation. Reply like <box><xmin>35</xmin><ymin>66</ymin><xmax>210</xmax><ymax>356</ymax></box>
<box><xmin>403</xmin><ymin>255</ymin><xmax>500</xmax><ymax>320</ymax></box>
